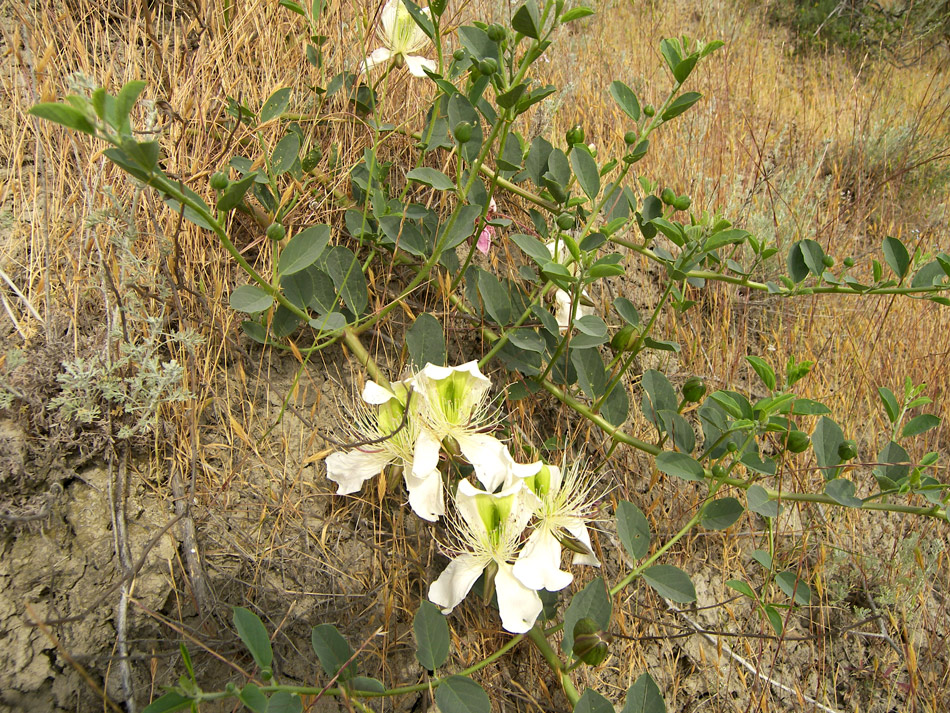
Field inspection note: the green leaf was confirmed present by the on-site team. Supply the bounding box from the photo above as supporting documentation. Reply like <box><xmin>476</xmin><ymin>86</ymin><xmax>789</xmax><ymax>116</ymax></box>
<box><xmin>407</xmin><ymin>167</ymin><xmax>456</xmax><ymax>191</ymax></box>
<box><xmin>672</xmin><ymin>55</ymin><xmax>698</xmax><ymax>83</ymax></box>
<box><xmin>233</xmin><ymin>607</ymin><xmax>273</xmax><ymax>670</ymax></box>
<box><xmin>511</xmin><ymin>0</ymin><xmax>541</xmax><ymax>39</ymax></box>
<box><xmin>874</xmin><ymin>440</ymin><xmax>911</xmax><ymax>484</ymax></box>
<box><xmin>640</xmin><ymin>369</ymin><xmax>677</xmax><ymax>428</ymax></box>
<box><xmin>623</xmin><ymin>672</ymin><xmax>666</xmax><ymax>713</ymax></box>
<box><xmin>571</xmin><ymin>346</ymin><xmax>607</xmax><ymax>398</ymax></box>
<box><xmin>745</xmin><ymin>356</ymin><xmax>776</xmax><ymax>391</ymax></box>
<box><xmin>267</xmin><ymin>692</ymin><xmax>303</xmax><ymax>713</ymax></box>
<box><xmin>230</xmin><ymin>285</ymin><xmax>275</xmax><ymax>314</ymax></box>
<box><xmin>751</xmin><ymin>549</ymin><xmax>773</xmax><ymax>570</ymax></box>
<box><xmin>29</xmin><ymin>102</ymin><xmax>96</xmax><ymax>136</ymax></box>
<box><xmin>791</xmin><ymin>398</ymin><xmax>830</xmax><ymax>416</ymax></box>
<box><xmin>811</xmin><ymin>416</ymin><xmax>844</xmax><ymax>474</ymax></box>
<box><xmin>239</xmin><ymin>684</ymin><xmax>269</xmax><ymax>713</ymax></box>
<box><xmin>661</xmin><ymin>91</ymin><xmax>701</xmax><ymax>121</ymax></box>
<box><xmin>616</xmin><ymin>500</ymin><xmax>650</xmax><ymax>560</ymax></box>
<box><xmin>407</xmin><ymin>313</ymin><xmax>446</xmax><ymax>368</ymax></box>
<box><xmin>413</xmin><ymin>600</ymin><xmax>450</xmax><ymax>670</ymax></box>
<box><xmin>609</xmin><ymin>80</ymin><xmax>641</xmax><ymax>122</ymax></box>
<box><xmin>347</xmin><ymin>677</ymin><xmax>385</xmax><ymax>693</ymax></box>
<box><xmin>642</xmin><ymin>565</ymin><xmax>696</xmax><ymax>603</ymax></box>
<box><xmin>401</xmin><ymin>0</ymin><xmax>435</xmax><ymax>40</ymax></box>
<box><xmin>511</xmin><ymin>233</ymin><xmax>552</xmax><ymax>265</ymax></box>
<box><xmin>459</xmin><ymin>25</ymin><xmax>499</xmax><ymax>63</ymax></box>
<box><xmin>260</xmin><ymin>87</ymin><xmax>292</xmax><ymax>123</ymax></box>
<box><xmin>764</xmin><ymin>605</ymin><xmax>783</xmax><ymax>635</ymax></box>
<box><xmin>570</xmin><ymin>144</ymin><xmax>600</xmax><ymax>200</ymax></box>
<box><xmin>601</xmin><ymin>385</ymin><xmax>629</xmax><ymax>426</ymax></box>
<box><xmin>726</xmin><ymin>579</ymin><xmax>756</xmax><ymax>599</ymax></box>
<box><xmin>114</xmin><ymin>80</ymin><xmax>147</xmax><ymax>135</ymax></box>
<box><xmin>655</xmin><ymin>451</ymin><xmax>703</xmax><ymax>481</ymax></box>
<box><xmin>747</xmin><ymin>485</ymin><xmax>780</xmax><ymax>518</ymax></box>
<box><xmin>478</xmin><ymin>270</ymin><xmax>512</xmax><ymax>324</ymax></box>
<box><xmin>883</xmin><ymin>236</ymin><xmax>910</xmax><ymax>279</ymax></box>
<box><xmin>561</xmin><ymin>6</ymin><xmax>595</xmax><ymax>23</ymax></box>
<box><xmin>575</xmin><ymin>688</ymin><xmax>614</xmax><ymax>713</ymax></box>
<box><xmin>562</xmin><ymin>578</ymin><xmax>612</xmax><ymax>655</ymax></box>
<box><xmin>438</xmin><ymin>204</ymin><xmax>482</xmax><ymax>251</ymax></box>
<box><xmin>902</xmin><ymin>414</ymin><xmax>940</xmax><ymax>438</ymax></box>
<box><xmin>278</xmin><ymin>225</ymin><xmax>331</xmax><ymax>275</ymax></box>
<box><xmin>311</xmin><ymin>624</ymin><xmax>357</xmax><ymax>681</ymax></box>
<box><xmin>435</xmin><ymin>676</ymin><xmax>490</xmax><ymax>713</ymax></box>
<box><xmin>614</xmin><ymin>297</ymin><xmax>640</xmax><ymax>326</ymax></box>
<box><xmin>217</xmin><ymin>173</ymin><xmax>258</xmax><ymax>213</ymax></box>
<box><xmin>271</xmin><ymin>133</ymin><xmax>300</xmax><ymax>175</ymax></box>
<box><xmin>878</xmin><ymin>387</ymin><xmax>899</xmax><ymax>422</ymax></box>
<box><xmin>786</xmin><ymin>241</ymin><xmax>809</xmax><ymax>283</ymax></box>
<box><xmin>323</xmin><ymin>246</ymin><xmax>368</xmax><ymax>315</ymax></box>
<box><xmin>141</xmin><ymin>691</ymin><xmax>192</xmax><ymax>713</ymax></box>
<box><xmin>775</xmin><ymin>571</ymin><xmax>812</xmax><ymax>606</ymax></box>
<box><xmin>824</xmin><ymin>479</ymin><xmax>862</xmax><ymax>508</ymax></box>
<box><xmin>709</xmin><ymin>390</ymin><xmax>742</xmax><ymax>418</ymax></box>
<box><xmin>701</xmin><ymin>497</ymin><xmax>744</xmax><ymax>530</ymax></box>
<box><xmin>508</xmin><ymin>328</ymin><xmax>545</xmax><ymax>353</ymax></box>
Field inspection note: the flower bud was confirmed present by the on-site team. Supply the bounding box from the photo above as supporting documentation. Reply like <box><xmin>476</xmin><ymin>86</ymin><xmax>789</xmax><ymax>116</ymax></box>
<box><xmin>487</xmin><ymin>23</ymin><xmax>507</xmax><ymax>42</ymax></box>
<box><xmin>673</xmin><ymin>195</ymin><xmax>691</xmax><ymax>211</ymax></box>
<box><xmin>643</xmin><ymin>104</ymin><xmax>656</xmax><ymax>117</ymax></box>
<box><xmin>611</xmin><ymin>325</ymin><xmax>638</xmax><ymax>352</ymax></box>
<box><xmin>822</xmin><ymin>255</ymin><xmax>834</xmax><ymax>267</ymax></box>
<box><xmin>838</xmin><ymin>440</ymin><xmax>857</xmax><ymax>461</ymax></box>
<box><xmin>566</xmin><ymin>124</ymin><xmax>585</xmax><ymax>146</ymax></box>
<box><xmin>210</xmin><ymin>172</ymin><xmax>230</xmax><ymax>191</ymax></box>
<box><xmin>266</xmin><ymin>223</ymin><xmax>286</xmax><ymax>241</ymax></box>
<box><xmin>478</xmin><ymin>58</ymin><xmax>498</xmax><ymax>75</ymax></box>
<box><xmin>843</xmin><ymin>257</ymin><xmax>855</xmax><ymax>267</ymax></box>
<box><xmin>660</xmin><ymin>187</ymin><xmax>676</xmax><ymax>205</ymax></box>
<box><xmin>453</xmin><ymin>49</ymin><xmax>466</xmax><ymax>62</ymax></box>
<box><xmin>623</xmin><ymin>130</ymin><xmax>638</xmax><ymax>145</ymax></box>
<box><xmin>556</xmin><ymin>213</ymin><xmax>575</xmax><ymax>230</ymax></box>
<box><xmin>682</xmin><ymin>376</ymin><xmax>706</xmax><ymax>403</ymax></box>
<box><xmin>453</xmin><ymin>121</ymin><xmax>474</xmax><ymax>143</ymax></box>
<box><xmin>572</xmin><ymin>618</ymin><xmax>609</xmax><ymax>666</ymax></box>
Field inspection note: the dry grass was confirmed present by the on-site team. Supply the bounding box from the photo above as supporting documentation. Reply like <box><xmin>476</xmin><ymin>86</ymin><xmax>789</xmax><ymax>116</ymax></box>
<box><xmin>2</xmin><ymin>0</ymin><xmax>950</xmax><ymax>711</ymax></box>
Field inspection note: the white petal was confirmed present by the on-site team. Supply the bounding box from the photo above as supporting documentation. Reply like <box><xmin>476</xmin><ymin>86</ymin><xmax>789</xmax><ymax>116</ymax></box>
<box><xmin>565</xmin><ymin>521</ymin><xmax>600</xmax><ymax>567</ymax></box>
<box><xmin>363</xmin><ymin>47</ymin><xmax>393</xmax><ymax>72</ymax></box>
<box><xmin>554</xmin><ymin>289</ymin><xmax>572</xmax><ymax>331</ymax></box>
<box><xmin>412</xmin><ymin>427</ymin><xmax>441</xmax><ymax>478</ymax></box>
<box><xmin>380</xmin><ymin>0</ymin><xmax>398</xmax><ymax>40</ymax></box>
<box><xmin>362</xmin><ymin>380</ymin><xmax>396</xmax><ymax>405</ymax></box>
<box><xmin>405</xmin><ymin>55</ymin><xmax>436</xmax><ymax>77</ymax></box>
<box><xmin>404</xmin><ymin>467</ymin><xmax>444</xmax><ymax>522</ymax></box>
<box><xmin>428</xmin><ymin>554</ymin><xmax>485</xmax><ymax>614</ymax></box>
<box><xmin>513</xmin><ymin>528</ymin><xmax>573</xmax><ymax>591</ymax></box>
<box><xmin>495</xmin><ymin>564</ymin><xmax>544</xmax><ymax>633</ymax></box>
<box><xmin>325</xmin><ymin>448</ymin><xmax>392</xmax><ymax>495</ymax></box>
<box><xmin>456</xmin><ymin>432</ymin><xmax>512</xmax><ymax>492</ymax></box>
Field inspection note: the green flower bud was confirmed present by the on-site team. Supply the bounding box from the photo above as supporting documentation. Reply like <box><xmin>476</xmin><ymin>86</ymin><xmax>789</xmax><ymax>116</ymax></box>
<box><xmin>261</xmin><ymin>667</ymin><xmax>273</xmax><ymax>682</ymax></box>
<box><xmin>556</xmin><ymin>213</ymin><xmax>575</xmax><ymax>230</ymax></box>
<box><xmin>453</xmin><ymin>121</ymin><xmax>474</xmax><ymax>143</ymax></box>
<box><xmin>838</xmin><ymin>440</ymin><xmax>857</xmax><ymax>461</ymax></box>
<box><xmin>566</xmin><ymin>124</ymin><xmax>585</xmax><ymax>146</ymax></box>
<box><xmin>643</xmin><ymin>104</ymin><xmax>656</xmax><ymax>117</ymax></box>
<box><xmin>210</xmin><ymin>172</ymin><xmax>230</xmax><ymax>191</ymax></box>
<box><xmin>225</xmin><ymin>682</ymin><xmax>238</xmax><ymax>694</ymax></box>
<box><xmin>673</xmin><ymin>195</ymin><xmax>691</xmax><ymax>211</ymax></box>
<box><xmin>712</xmin><ymin>464</ymin><xmax>727</xmax><ymax>479</ymax></box>
<box><xmin>784</xmin><ymin>430</ymin><xmax>811</xmax><ymax>453</ymax></box>
<box><xmin>822</xmin><ymin>255</ymin><xmax>835</xmax><ymax>267</ymax></box>
<box><xmin>477</xmin><ymin>58</ymin><xmax>498</xmax><ymax>75</ymax></box>
<box><xmin>453</xmin><ymin>49</ymin><xmax>466</xmax><ymax>62</ymax></box>
<box><xmin>611</xmin><ymin>325</ymin><xmax>639</xmax><ymax>352</ymax></box>
<box><xmin>572</xmin><ymin>618</ymin><xmax>609</xmax><ymax>666</ymax></box>
<box><xmin>843</xmin><ymin>257</ymin><xmax>855</xmax><ymax>268</ymax></box>
<box><xmin>726</xmin><ymin>442</ymin><xmax>738</xmax><ymax>453</ymax></box>
<box><xmin>487</xmin><ymin>23</ymin><xmax>507</xmax><ymax>42</ymax></box>
<box><xmin>660</xmin><ymin>187</ymin><xmax>676</xmax><ymax>205</ymax></box>
<box><xmin>682</xmin><ymin>376</ymin><xmax>706</xmax><ymax>403</ymax></box>
<box><xmin>623</xmin><ymin>130</ymin><xmax>638</xmax><ymax>145</ymax></box>
<box><xmin>266</xmin><ymin>223</ymin><xmax>286</xmax><ymax>241</ymax></box>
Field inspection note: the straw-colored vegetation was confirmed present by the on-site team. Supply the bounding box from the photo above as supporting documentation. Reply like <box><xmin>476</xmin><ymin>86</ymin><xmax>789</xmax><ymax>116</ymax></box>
<box><xmin>2</xmin><ymin>0</ymin><xmax>949</xmax><ymax>711</ymax></box>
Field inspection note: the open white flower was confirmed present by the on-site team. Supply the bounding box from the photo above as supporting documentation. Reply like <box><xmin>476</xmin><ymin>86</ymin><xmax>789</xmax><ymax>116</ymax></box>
<box><xmin>546</xmin><ymin>240</ymin><xmax>595</xmax><ymax>331</ymax></box>
<box><xmin>429</xmin><ymin>480</ymin><xmax>542</xmax><ymax>633</ymax></box>
<box><xmin>412</xmin><ymin>362</ymin><xmax>512</xmax><ymax>492</ymax></box>
<box><xmin>512</xmin><ymin>463</ymin><xmax>600</xmax><ymax>592</ymax></box>
<box><xmin>325</xmin><ymin>379</ymin><xmax>445</xmax><ymax>521</ymax></box>
<box><xmin>363</xmin><ymin>0</ymin><xmax>436</xmax><ymax>77</ymax></box>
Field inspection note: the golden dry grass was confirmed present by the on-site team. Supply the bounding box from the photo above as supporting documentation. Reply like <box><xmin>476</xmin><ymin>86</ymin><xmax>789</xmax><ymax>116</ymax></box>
<box><xmin>2</xmin><ymin>0</ymin><xmax>950</xmax><ymax>711</ymax></box>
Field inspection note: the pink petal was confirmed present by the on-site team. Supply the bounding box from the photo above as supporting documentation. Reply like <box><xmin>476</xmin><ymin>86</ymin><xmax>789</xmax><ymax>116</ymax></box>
<box><xmin>476</xmin><ymin>226</ymin><xmax>494</xmax><ymax>254</ymax></box>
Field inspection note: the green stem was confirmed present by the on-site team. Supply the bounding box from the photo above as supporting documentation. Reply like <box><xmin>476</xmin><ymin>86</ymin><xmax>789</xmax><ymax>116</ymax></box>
<box><xmin>526</xmin><ymin>624</ymin><xmax>580</xmax><ymax>706</ymax></box>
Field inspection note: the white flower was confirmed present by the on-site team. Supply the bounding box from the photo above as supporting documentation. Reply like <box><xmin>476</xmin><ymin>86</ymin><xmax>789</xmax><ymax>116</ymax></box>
<box><xmin>429</xmin><ymin>480</ymin><xmax>543</xmax><ymax>633</ymax></box>
<box><xmin>363</xmin><ymin>0</ymin><xmax>436</xmax><ymax>77</ymax></box>
<box><xmin>412</xmin><ymin>362</ymin><xmax>512</xmax><ymax>492</ymax></box>
<box><xmin>546</xmin><ymin>240</ymin><xmax>595</xmax><ymax>331</ymax></box>
<box><xmin>512</xmin><ymin>463</ymin><xmax>600</xmax><ymax>592</ymax></box>
<box><xmin>325</xmin><ymin>379</ymin><xmax>445</xmax><ymax>521</ymax></box>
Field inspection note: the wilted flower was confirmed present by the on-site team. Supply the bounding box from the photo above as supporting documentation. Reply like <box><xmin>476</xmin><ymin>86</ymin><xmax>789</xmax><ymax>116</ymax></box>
<box><xmin>547</xmin><ymin>240</ymin><xmax>595</xmax><ymax>330</ymax></box>
<box><xmin>363</xmin><ymin>0</ymin><xmax>436</xmax><ymax>77</ymax></box>
<box><xmin>476</xmin><ymin>198</ymin><xmax>498</xmax><ymax>254</ymax></box>
<box><xmin>429</xmin><ymin>480</ymin><xmax>543</xmax><ymax>633</ymax></box>
<box><xmin>512</xmin><ymin>463</ymin><xmax>600</xmax><ymax>592</ymax></box>
<box><xmin>325</xmin><ymin>379</ymin><xmax>445</xmax><ymax>521</ymax></box>
<box><xmin>412</xmin><ymin>361</ymin><xmax>512</xmax><ymax>491</ymax></box>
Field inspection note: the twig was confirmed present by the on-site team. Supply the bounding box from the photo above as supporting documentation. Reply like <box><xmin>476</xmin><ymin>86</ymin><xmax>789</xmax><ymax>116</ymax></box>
<box><xmin>109</xmin><ymin>446</ymin><xmax>136</xmax><ymax>712</ymax></box>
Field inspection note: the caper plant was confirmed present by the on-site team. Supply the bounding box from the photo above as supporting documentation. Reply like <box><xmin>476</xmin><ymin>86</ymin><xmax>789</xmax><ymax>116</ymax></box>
<box><xmin>28</xmin><ymin>0</ymin><xmax>950</xmax><ymax>711</ymax></box>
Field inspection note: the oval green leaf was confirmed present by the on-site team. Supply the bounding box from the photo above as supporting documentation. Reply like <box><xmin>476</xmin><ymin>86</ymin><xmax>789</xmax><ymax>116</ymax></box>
<box><xmin>642</xmin><ymin>564</ymin><xmax>696</xmax><ymax>603</ymax></box>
